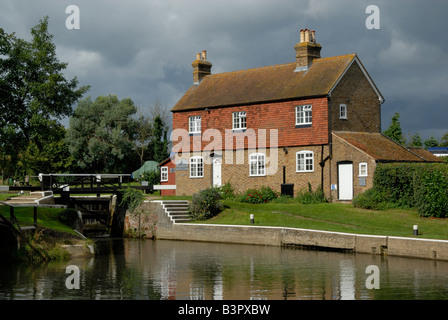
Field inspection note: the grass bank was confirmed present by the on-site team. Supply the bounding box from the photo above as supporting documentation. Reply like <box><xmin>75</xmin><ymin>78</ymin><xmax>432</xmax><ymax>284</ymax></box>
<box><xmin>190</xmin><ymin>200</ymin><xmax>448</xmax><ymax>240</ymax></box>
<box><xmin>0</xmin><ymin>201</ymin><xmax>87</xmax><ymax>264</ymax></box>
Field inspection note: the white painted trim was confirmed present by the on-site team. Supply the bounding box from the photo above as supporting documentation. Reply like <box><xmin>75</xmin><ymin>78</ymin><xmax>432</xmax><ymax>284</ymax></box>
<box><xmin>153</xmin><ymin>185</ymin><xmax>176</xmax><ymax>190</ymax></box>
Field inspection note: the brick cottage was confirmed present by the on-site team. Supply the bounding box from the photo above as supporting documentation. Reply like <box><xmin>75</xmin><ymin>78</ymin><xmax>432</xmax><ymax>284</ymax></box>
<box><xmin>160</xmin><ymin>29</ymin><xmax>440</xmax><ymax>200</ymax></box>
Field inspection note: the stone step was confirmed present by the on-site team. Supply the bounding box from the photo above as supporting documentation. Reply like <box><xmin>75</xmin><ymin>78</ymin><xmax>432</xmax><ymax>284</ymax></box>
<box><xmin>168</xmin><ymin>211</ymin><xmax>189</xmax><ymax>215</ymax></box>
<box><xmin>165</xmin><ymin>207</ymin><xmax>189</xmax><ymax>212</ymax></box>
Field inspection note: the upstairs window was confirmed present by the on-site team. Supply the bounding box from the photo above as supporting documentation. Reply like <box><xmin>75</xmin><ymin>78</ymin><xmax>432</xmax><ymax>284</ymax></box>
<box><xmin>190</xmin><ymin>156</ymin><xmax>204</xmax><ymax>178</ymax></box>
<box><xmin>296</xmin><ymin>105</ymin><xmax>312</xmax><ymax>126</ymax></box>
<box><xmin>340</xmin><ymin>104</ymin><xmax>348</xmax><ymax>119</ymax></box>
<box><xmin>249</xmin><ymin>153</ymin><xmax>266</xmax><ymax>176</ymax></box>
<box><xmin>189</xmin><ymin>115</ymin><xmax>201</xmax><ymax>134</ymax></box>
<box><xmin>161</xmin><ymin>167</ymin><xmax>168</xmax><ymax>182</ymax></box>
<box><xmin>233</xmin><ymin>111</ymin><xmax>247</xmax><ymax>130</ymax></box>
<box><xmin>296</xmin><ymin>151</ymin><xmax>314</xmax><ymax>172</ymax></box>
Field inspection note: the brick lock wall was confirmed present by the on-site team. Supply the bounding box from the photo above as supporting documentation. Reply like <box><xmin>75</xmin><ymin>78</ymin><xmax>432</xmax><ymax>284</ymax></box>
<box><xmin>330</xmin><ymin>61</ymin><xmax>381</xmax><ymax>133</ymax></box>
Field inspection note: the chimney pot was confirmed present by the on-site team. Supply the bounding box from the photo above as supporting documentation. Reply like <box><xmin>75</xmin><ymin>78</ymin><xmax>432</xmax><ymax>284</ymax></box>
<box><xmin>192</xmin><ymin>50</ymin><xmax>212</xmax><ymax>84</ymax></box>
<box><xmin>294</xmin><ymin>29</ymin><xmax>322</xmax><ymax>71</ymax></box>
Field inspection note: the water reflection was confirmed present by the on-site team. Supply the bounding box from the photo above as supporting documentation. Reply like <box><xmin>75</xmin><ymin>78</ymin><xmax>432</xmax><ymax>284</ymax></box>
<box><xmin>1</xmin><ymin>238</ymin><xmax>448</xmax><ymax>300</ymax></box>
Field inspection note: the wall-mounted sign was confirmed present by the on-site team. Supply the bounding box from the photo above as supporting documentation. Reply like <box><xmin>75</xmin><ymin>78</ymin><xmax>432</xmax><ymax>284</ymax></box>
<box><xmin>176</xmin><ymin>159</ymin><xmax>188</xmax><ymax>171</ymax></box>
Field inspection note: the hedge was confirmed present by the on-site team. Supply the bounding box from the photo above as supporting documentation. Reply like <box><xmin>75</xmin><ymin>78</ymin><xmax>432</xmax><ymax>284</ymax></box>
<box><xmin>353</xmin><ymin>163</ymin><xmax>448</xmax><ymax>218</ymax></box>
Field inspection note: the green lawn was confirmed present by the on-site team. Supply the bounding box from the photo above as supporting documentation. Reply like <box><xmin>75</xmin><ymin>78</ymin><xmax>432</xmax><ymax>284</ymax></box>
<box><xmin>193</xmin><ymin>200</ymin><xmax>448</xmax><ymax>240</ymax></box>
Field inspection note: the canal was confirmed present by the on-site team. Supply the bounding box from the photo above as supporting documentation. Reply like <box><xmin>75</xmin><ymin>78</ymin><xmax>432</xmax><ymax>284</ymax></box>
<box><xmin>1</xmin><ymin>238</ymin><xmax>448</xmax><ymax>300</ymax></box>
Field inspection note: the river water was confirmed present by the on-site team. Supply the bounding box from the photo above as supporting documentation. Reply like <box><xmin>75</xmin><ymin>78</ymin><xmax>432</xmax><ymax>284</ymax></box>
<box><xmin>1</xmin><ymin>238</ymin><xmax>448</xmax><ymax>300</ymax></box>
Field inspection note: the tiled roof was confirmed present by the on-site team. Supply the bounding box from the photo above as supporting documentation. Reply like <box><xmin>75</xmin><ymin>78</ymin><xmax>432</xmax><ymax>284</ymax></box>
<box><xmin>333</xmin><ymin>132</ymin><xmax>441</xmax><ymax>162</ymax></box>
<box><xmin>172</xmin><ymin>54</ymin><xmax>357</xmax><ymax>112</ymax></box>
<box><xmin>407</xmin><ymin>147</ymin><xmax>443</xmax><ymax>162</ymax></box>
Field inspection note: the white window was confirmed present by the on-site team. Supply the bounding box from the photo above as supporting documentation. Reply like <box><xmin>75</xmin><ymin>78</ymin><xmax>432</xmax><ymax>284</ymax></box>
<box><xmin>189</xmin><ymin>115</ymin><xmax>201</xmax><ymax>134</ymax></box>
<box><xmin>249</xmin><ymin>153</ymin><xmax>266</xmax><ymax>176</ymax></box>
<box><xmin>161</xmin><ymin>167</ymin><xmax>168</xmax><ymax>182</ymax></box>
<box><xmin>233</xmin><ymin>111</ymin><xmax>246</xmax><ymax>130</ymax></box>
<box><xmin>296</xmin><ymin>151</ymin><xmax>314</xmax><ymax>172</ymax></box>
<box><xmin>190</xmin><ymin>156</ymin><xmax>204</xmax><ymax>178</ymax></box>
<box><xmin>359</xmin><ymin>162</ymin><xmax>368</xmax><ymax>177</ymax></box>
<box><xmin>340</xmin><ymin>104</ymin><xmax>348</xmax><ymax>119</ymax></box>
<box><xmin>295</xmin><ymin>105</ymin><xmax>312</xmax><ymax>125</ymax></box>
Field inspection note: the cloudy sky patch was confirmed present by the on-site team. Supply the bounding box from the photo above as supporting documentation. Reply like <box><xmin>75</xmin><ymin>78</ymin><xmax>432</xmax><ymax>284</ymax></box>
<box><xmin>1</xmin><ymin>0</ymin><xmax>447</xmax><ymax>140</ymax></box>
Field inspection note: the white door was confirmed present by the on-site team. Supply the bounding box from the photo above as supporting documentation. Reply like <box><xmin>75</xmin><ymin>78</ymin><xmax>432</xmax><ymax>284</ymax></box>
<box><xmin>338</xmin><ymin>163</ymin><xmax>353</xmax><ymax>200</ymax></box>
<box><xmin>213</xmin><ymin>158</ymin><xmax>222</xmax><ymax>187</ymax></box>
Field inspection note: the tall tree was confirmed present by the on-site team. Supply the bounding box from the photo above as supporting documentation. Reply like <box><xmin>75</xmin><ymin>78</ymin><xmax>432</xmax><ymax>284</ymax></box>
<box><xmin>440</xmin><ymin>132</ymin><xmax>448</xmax><ymax>147</ymax></box>
<box><xmin>383</xmin><ymin>112</ymin><xmax>404</xmax><ymax>145</ymax></box>
<box><xmin>0</xmin><ymin>16</ymin><xmax>89</xmax><ymax>177</ymax></box>
<box><xmin>410</xmin><ymin>132</ymin><xmax>423</xmax><ymax>147</ymax></box>
<box><xmin>66</xmin><ymin>95</ymin><xmax>139</xmax><ymax>173</ymax></box>
<box><xmin>148</xmin><ymin>115</ymin><xmax>169</xmax><ymax>163</ymax></box>
<box><xmin>424</xmin><ymin>136</ymin><xmax>439</xmax><ymax>149</ymax></box>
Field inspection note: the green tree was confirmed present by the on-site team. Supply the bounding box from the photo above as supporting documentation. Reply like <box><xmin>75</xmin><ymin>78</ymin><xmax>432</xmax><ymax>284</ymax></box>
<box><xmin>440</xmin><ymin>132</ymin><xmax>448</xmax><ymax>147</ymax></box>
<box><xmin>66</xmin><ymin>95</ymin><xmax>140</xmax><ymax>173</ymax></box>
<box><xmin>0</xmin><ymin>16</ymin><xmax>89</xmax><ymax>178</ymax></box>
<box><xmin>410</xmin><ymin>132</ymin><xmax>423</xmax><ymax>147</ymax></box>
<box><xmin>383</xmin><ymin>112</ymin><xmax>403</xmax><ymax>144</ymax></box>
<box><xmin>424</xmin><ymin>136</ymin><xmax>439</xmax><ymax>149</ymax></box>
<box><xmin>148</xmin><ymin>115</ymin><xmax>169</xmax><ymax>163</ymax></box>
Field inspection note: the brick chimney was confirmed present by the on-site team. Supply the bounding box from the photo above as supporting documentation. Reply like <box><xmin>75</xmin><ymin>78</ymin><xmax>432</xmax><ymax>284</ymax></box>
<box><xmin>192</xmin><ymin>50</ymin><xmax>212</xmax><ymax>84</ymax></box>
<box><xmin>294</xmin><ymin>29</ymin><xmax>322</xmax><ymax>71</ymax></box>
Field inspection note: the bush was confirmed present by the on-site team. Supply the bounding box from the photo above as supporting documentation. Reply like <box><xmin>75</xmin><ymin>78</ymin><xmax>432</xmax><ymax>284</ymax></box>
<box><xmin>240</xmin><ymin>186</ymin><xmax>278</xmax><ymax>203</ymax></box>
<box><xmin>358</xmin><ymin>163</ymin><xmax>448</xmax><ymax>217</ymax></box>
<box><xmin>414</xmin><ymin>169</ymin><xmax>448</xmax><ymax>218</ymax></box>
<box><xmin>189</xmin><ymin>187</ymin><xmax>224</xmax><ymax>221</ymax></box>
<box><xmin>217</xmin><ymin>182</ymin><xmax>236</xmax><ymax>200</ymax></box>
<box><xmin>352</xmin><ymin>188</ymin><xmax>393</xmax><ymax>211</ymax></box>
<box><xmin>141</xmin><ymin>170</ymin><xmax>160</xmax><ymax>186</ymax></box>
<box><xmin>120</xmin><ymin>187</ymin><xmax>144</xmax><ymax>212</ymax></box>
<box><xmin>295</xmin><ymin>183</ymin><xmax>328</xmax><ymax>204</ymax></box>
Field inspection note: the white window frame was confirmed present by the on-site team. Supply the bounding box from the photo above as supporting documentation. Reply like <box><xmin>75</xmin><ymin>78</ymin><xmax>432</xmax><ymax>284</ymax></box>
<box><xmin>295</xmin><ymin>105</ymin><xmax>312</xmax><ymax>125</ymax></box>
<box><xmin>232</xmin><ymin>111</ymin><xmax>247</xmax><ymax>130</ymax></box>
<box><xmin>296</xmin><ymin>151</ymin><xmax>314</xmax><ymax>172</ymax></box>
<box><xmin>189</xmin><ymin>115</ymin><xmax>201</xmax><ymax>134</ymax></box>
<box><xmin>359</xmin><ymin>162</ymin><xmax>368</xmax><ymax>177</ymax></box>
<box><xmin>249</xmin><ymin>153</ymin><xmax>266</xmax><ymax>177</ymax></box>
<box><xmin>161</xmin><ymin>166</ymin><xmax>168</xmax><ymax>182</ymax></box>
<box><xmin>340</xmin><ymin>104</ymin><xmax>348</xmax><ymax>119</ymax></box>
<box><xmin>189</xmin><ymin>156</ymin><xmax>204</xmax><ymax>178</ymax></box>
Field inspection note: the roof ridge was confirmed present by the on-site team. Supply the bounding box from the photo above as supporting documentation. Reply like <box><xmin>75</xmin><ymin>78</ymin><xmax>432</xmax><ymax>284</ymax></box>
<box><xmin>208</xmin><ymin>53</ymin><xmax>357</xmax><ymax>78</ymax></box>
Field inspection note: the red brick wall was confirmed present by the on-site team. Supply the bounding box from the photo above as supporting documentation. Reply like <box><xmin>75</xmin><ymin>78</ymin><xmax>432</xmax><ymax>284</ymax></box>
<box><xmin>160</xmin><ymin>159</ymin><xmax>176</xmax><ymax>196</ymax></box>
<box><xmin>171</xmin><ymin>97</ymin><xmax>329</xmax><ymax>153</ymax></box>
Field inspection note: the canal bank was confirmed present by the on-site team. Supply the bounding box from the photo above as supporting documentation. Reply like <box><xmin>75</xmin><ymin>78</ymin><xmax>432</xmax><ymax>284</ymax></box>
<box><xmin>124</xmin><ymin>200</ymin><xmax>448</xmax><ymax>262</ymax></box>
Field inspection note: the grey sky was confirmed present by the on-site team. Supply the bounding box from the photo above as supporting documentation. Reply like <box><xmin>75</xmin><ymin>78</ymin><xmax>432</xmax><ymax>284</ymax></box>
<box><xmin>1</xmin><ymin>0</ymin><xmax>447</xmax><ymax>141</ymax></box>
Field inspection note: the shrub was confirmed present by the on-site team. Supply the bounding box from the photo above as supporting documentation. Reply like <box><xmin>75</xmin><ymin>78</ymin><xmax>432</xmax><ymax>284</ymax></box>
<box><xmin>240</xmin><ymin>186</ymin><xmax>278</xmax><ymax>203</ymax></box>
<box><xmin>189</xmin><ymin>187</ymin><xmax>224</xmax><ymax>221</ymax></box>
<box><xmin>414</xmin><ymin>169</ymin><xmax>448</xmax><ymax>218</ymax></box>
<box><xmin>295</xmin><ymin>183</ymin><xmax>328</xmax><ymax>204</ymax></box>
<box><xmin>361</xmin><ymin>163</ymin><xmax>448</xmax><ymax>217</ymax></box>
<box><xmin>217</xmin><ymin>182</ymin><xmax>236</xmax><ymax>200</ymax></box>
<box><xmin>141</xmin><ymin>170</ymin><xmax>160</xmax><ymax>186</ymax></box>
<box><xmin>352</xmin><ymin>188</ymin><xmax>393</xmax><ymax>211</ymax></box>
<box><xmin>120</xmin><ymin>187</ymin><xmax>144</xmax><ymax>212</ymax></box>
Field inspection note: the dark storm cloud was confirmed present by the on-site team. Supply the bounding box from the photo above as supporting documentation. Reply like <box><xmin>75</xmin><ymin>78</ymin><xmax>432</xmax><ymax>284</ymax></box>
<box><xmin>1</xmin><ymin>0</ymin><xmax>447</xmax><ymax>140</ymax></box>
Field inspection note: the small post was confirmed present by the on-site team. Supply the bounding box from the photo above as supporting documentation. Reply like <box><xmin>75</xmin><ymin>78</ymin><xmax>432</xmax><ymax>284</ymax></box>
<box><xmin>413</xmin><ymin>225</ymin><xmax>418</xmax><ymax>236</ymax></box>
<box><xmin>250</xmin><ymin>214</ymin><xmax>254</xmax><ymax>224</ymax></box>
<box><xmin>34</xmin><ymin>206</ymin><xmax>38</xmax><ymax>228</ymax></box>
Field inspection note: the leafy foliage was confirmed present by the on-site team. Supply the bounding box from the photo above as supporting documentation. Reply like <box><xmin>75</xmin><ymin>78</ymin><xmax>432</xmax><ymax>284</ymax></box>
<box><xmin>0</xmin><ymin>16</ymin><xmax>88</xmax><ymax>179</ymax></box>
<box><xmin>295</xmin><ymin>183</ymin><xmax>328</xmax><ymax>204</ymax></box>
<box><xmin>189</xmin><ymin>188</ymin><xmax>224</xmax><ymax>221</ymax></box>
<box><xmin>120</xmin><ymin>187</ymin><xmax>145</xmax><ymax>213</ymax></box>
<box><xmin>353</xmin><ymin>163</ymin><xmax>448</xmax><ymax>218</ymax></box>
<box><xmin>240</xmin><ymin>186</ymin><xmax>278</xmax><ymax>204</ymax></box>
<box><xmin>383</xmin><ymin>112</ymin><xmax>403</xmax><ymax>145</ymax></box>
